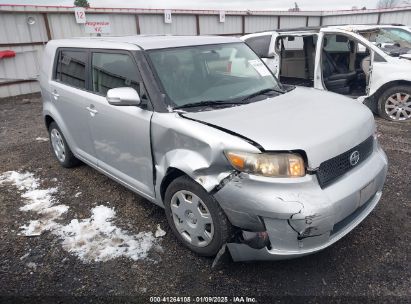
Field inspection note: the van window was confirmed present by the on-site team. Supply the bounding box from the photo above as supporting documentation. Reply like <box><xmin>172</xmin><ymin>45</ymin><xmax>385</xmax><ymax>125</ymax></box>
<box><xmin>324</xmin><ymin>35</ymin><xmax>350</xmax><ymax>52</ymax></box>
<box><xmin>91</xmin><ymin>52</ymin><xmax>140</xmax><ymax>96</ymax></box>
<box><xmin>245</xmin><ymin>35</ymin><xmax>272</xmax><ymax>57</ymax></box>
<box><xmin>55</xmin><ymin>50</ymin><xmax>87</xmax><ymax>89</ymax></box>
<box><xmin>283</xmin><ymin>36</ymin><xmax>304</xmax><ymax>50</ymax></box>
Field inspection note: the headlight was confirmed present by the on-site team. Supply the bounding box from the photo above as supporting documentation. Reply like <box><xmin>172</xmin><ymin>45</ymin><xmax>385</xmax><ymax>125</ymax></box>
<box><xmin>225</xmin><ymin>151</ymin><xmax>305</xmax><ymax>177</ymax></box>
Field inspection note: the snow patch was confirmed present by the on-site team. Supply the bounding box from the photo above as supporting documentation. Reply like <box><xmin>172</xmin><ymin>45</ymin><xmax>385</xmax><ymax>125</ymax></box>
<box><xmin>57</xmin><ymin>205</ymin><xmax>156</xmax><ymax>262</ymax></box>
<box><xmin>35</xmin><ymin>137</ymin><xmax>49</xmax><ymax>142</ymax></box>
<box><xmin>155</xmin><ymin>224</ymin><xmax>166</xmax><ymax>238</ymax></box>
<box><xmin>0</xmin><ymin>171</ymin><xmax>39</xmax><ymax>191</ymax></box>
<box><xmin>20</xmin><ymin>252</ymin><xmax>30</xmax><ymax>260</ymax></box>
<box><xmin>74</xmin><ymin>192</ymin><xmax>82</xmax><ymax>198</ymax></box>
<box><xmin>1</xmin><ymin>170</ymin><xmax>165</xmax><ymax>263</ymax></box>
<box><xmin>26</xmin><ymin>262</ymin><xmax>37</xmax><ymax>270</ymax></box>
<box><xmin>0</xmin><ymin>171</ymin><xmax>68</xmax><ymax>236</ymax></box>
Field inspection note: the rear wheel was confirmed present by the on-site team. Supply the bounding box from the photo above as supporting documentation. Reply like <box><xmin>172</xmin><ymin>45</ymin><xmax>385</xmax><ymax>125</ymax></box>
<box><xmin>378</xmin><ymin>85</ymin><xmax>411</xmax><ymax>121</ymax></box>
<box><xmin>164</xmin><ymin>175</ymin><xmax>232</xmax><ymax>256</ymax></box>
<box><xmin>48</xmin><ymin>122</ymin><xmax>80</xmax><ymax>168</ymax></box>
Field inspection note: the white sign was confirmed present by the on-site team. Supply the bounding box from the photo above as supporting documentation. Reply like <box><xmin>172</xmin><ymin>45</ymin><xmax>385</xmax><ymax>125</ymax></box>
<box><xmin>85</xmin><ymin>15</ymin><xmax>111</xmax><ymax>34</ymax></box>
<box><xmin>164</xmin><ymin>10</ymin><xmax>172</xmax><ymax>24</ymax></box>
<box><xmin>74</xmin><ymin>7</ymin><xmax>86</xmax><ymax>24</ymax></box>
<box><xmin>248</xmin><ymin>60</ymin><xmax>271</xmax><ymax>77</ymax></box>
<box><xmin>219</xmin><ymin>11</ymin><xmax>225</xmax><ymax>23</ymax></box>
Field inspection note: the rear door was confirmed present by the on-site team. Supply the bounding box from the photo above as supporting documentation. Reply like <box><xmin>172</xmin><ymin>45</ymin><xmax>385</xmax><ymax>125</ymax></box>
<box><xmin>50</xmin><ymin>48</ymin><xmax>97</xmax><ymax>164</ymax></box>
<box><xmin>84</xmin><ymin>50</ymin><xmax>155</xmax><ymax>197</ymax></box>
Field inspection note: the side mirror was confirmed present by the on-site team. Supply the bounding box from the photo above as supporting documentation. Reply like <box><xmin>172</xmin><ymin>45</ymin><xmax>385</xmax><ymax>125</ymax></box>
<box><xmin>106</xmin><ymin>87</ymin><xmax>141</xmax><ymax>106</ymax></box>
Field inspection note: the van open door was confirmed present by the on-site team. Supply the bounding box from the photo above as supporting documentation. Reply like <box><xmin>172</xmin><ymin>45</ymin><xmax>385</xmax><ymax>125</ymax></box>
<box><xmin>242</xmin><ymin>32</ymin><xmax>280</xmax><ymax>77</ymax></box>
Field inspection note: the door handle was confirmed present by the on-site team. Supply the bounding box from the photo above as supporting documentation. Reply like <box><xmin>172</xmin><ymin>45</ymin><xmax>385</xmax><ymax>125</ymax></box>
<box><xmin>86</xmin><ymin>105</ymin><xmax>98</xmax><ymax>116</ymax></box>
<box><xmin>51</xmin><ymin>90</ymin><xmax>59</xmax><ymax>100</ymax></box>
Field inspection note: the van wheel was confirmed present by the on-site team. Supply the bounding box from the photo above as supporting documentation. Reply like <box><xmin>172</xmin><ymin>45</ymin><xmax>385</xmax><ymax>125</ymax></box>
<box><xmin>164</xmin><ymin>175</ymin><xmax>233</xmax><ymax>257</ymax></box>
<box><xmin>48</xmin><ymin>122</ymin><xmax>80</xmax><ymax>168</ymax></box>
<box><xmin>378</xmin><ymin>85</ymin><xmax>411</xmax><ymax>121</ymax></box>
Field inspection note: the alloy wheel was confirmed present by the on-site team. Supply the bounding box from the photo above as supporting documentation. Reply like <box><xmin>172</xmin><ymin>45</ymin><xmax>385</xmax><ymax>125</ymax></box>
<box><xmin>385</xmin><ymin>92</ymin><xmax>411</xmax><ymax>121</ymax></box>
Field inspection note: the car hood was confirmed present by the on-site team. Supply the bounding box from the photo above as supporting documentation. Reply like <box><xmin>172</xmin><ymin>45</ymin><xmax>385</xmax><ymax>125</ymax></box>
<box><xmin>182</xmin><ymin>87</ymin><xmax>375</xmax><ymax>168</ymax></box>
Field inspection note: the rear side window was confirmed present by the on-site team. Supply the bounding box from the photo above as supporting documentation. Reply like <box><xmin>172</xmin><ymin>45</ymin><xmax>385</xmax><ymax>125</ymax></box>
<box><xmin>245</xmin><ymin>35</ymin><xmax>272</xmax><ymax>57</ymax></box>
<box><xmin>55</xmin><ymin>50</ymin><xmax>87</xmax><ymax>89</ymax></box>
<box><xmin>91</xmin><ymin>52</ymin><xmax>140</xmax><ymax>96</ymax></box>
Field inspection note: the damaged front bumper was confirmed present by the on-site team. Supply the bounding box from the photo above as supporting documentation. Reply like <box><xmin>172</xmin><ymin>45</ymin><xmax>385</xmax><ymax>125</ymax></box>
<box><xmin>214</xmin><ymin>145</ymin><xmax>388</xmax><ymax>262</ymax></box>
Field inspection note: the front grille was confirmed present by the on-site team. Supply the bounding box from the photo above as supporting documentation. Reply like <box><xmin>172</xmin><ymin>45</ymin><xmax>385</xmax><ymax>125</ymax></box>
<box><xmin>316</xmin><ymin>136</ymin><xmax>374</xmax><ymax>188</ymax></box>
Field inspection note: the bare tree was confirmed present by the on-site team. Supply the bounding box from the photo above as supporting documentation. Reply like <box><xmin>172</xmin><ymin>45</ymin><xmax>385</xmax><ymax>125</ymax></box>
<box><xmin>377</xmin><ymin>0</ymin><xmax>399</xmax><ymax>8</ymax></box>
<box><xmin>288</xmin><ymin>2</ymin><xmax>300</xmax><ymax>12</ymax></box>
<box><xmin>378</xmin><ymin>0</ymin><xmax>411</xmax><ymax>8</ymax></box>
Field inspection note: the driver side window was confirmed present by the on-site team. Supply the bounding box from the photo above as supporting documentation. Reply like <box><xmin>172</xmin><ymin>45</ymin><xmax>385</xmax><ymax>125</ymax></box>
<box><xmin>91</xmin><ymin>52</ymin><xmax>142</xmax><ymax>97</ymax></box>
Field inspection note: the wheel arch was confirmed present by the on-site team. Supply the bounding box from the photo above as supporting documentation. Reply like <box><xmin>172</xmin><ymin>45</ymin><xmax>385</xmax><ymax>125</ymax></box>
<box><xmin>367</xmin><ymin>80</ymin><xmax>411</xmax><ymax>113</ymax></box>
<box><xmin>372</xmin><ymin>80</ymin><xmax>411</xmax><ymax>102</ymax></box>
<box><xmin>159</xmin><ymin>167</ymin><xmax>187</xmax><ymax>202</ymax></box>
<box><xmin>44</xmin><ymin>114</ymin><xmax>55</xmax><ymax>129</ymax></box>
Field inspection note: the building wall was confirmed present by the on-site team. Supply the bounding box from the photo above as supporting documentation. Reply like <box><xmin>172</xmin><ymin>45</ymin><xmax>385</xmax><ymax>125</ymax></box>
<box><xmin>0</xmin><ymin>12</ymin><xmax>47</xmax><ymax>44</ymax></box>
<box><xmin>244</xmin><ymin>16</ymin><xmax>278</xmax><ymax>33</ymax></box>
<box><xmin>199</xmin><ymin>15</ymin><xmax>242</xmax><ymax>35</ymax></box>
<box><xmin>380</xmin><ymin>10</ymin><xmax>411</xmax><ymax>24</ymax></box>
<box><xmin>322</xmin><ymin>13</ymin><xmax>380</xmax><ymax>25</ymax></box>
<box><xmin>139</xmin><ymin>14</ymin><xmax>197</xmax><ymax>35</ymax></box>
<box><xmin>279</xmin><ymin>16</ymin><xmax>307</xmax><ymax>29</ymax></box>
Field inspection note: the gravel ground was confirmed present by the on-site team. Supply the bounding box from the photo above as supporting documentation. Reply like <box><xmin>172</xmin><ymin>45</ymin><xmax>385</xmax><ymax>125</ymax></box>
<box><xmin>0</xmin><ymin>94</ymin><xmax>410</xmax><ymax>303</ymax></box>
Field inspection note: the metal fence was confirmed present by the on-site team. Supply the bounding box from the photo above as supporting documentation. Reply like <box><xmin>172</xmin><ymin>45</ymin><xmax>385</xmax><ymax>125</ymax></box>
<box><xmin>1</xmin><ymin>4</ymin><xmax>410</xmax><ymax>98</ymax></box>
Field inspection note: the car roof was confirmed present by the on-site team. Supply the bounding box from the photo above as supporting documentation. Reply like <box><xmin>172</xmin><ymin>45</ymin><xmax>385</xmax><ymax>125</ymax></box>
<box><xmin>48</xmin><ymin>35</ymin><xmax>242</xmax><ymax>50</ymax></box>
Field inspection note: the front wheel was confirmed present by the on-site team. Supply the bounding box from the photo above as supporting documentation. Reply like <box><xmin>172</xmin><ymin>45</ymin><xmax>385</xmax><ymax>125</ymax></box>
<box><xmin>164</xmin><ymin>176</ymin><xmax>233</xmax><ymax>256</ymax></box>
<box><xmin>378</xmin><ymin>85</ymin><xmax>411</xmax><ymax>121</ymax></box>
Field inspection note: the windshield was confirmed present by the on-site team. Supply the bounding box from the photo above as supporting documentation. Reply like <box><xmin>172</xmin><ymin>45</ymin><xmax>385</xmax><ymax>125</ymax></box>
<box><xmin>148</xmin><ymin>43</ymin><xmax>282</xmax><ymax>109</ymax></box>
<box><xmin>360</xmin><ymin>28</ymin><xmax>411</xmax><ymax>56</ymax></box>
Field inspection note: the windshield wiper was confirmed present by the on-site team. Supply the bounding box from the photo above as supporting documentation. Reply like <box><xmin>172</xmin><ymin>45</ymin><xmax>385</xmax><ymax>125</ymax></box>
<box><xmin>241</xmin><ymin>88</ymin><xmax>283</xmax><ymax>103</ymax></box>
<box><xmin>173</xmin><ymin>100</ymin><xmax>241</xmax><ymax>110</ymax></box>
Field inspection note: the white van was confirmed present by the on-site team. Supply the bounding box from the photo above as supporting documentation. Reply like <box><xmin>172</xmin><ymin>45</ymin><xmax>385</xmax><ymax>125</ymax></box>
<box><xmin>242</xmin><ymin>25</ymin><xmax>411</xmax><ymax>121</ymax></box>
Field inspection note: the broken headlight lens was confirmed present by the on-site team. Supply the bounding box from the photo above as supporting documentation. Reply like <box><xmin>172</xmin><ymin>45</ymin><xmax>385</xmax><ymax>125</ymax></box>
<box><xmin>225</xmin><ymin>151</ymin><xmax>305</xmax><ymax>177</ymax></box>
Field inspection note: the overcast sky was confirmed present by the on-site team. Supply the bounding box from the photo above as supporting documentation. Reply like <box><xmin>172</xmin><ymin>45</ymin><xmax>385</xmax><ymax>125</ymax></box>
<box><xmin>0</xmin><ymin>0</ymin><xmax>395</xmax><ymax>11</ymax></box>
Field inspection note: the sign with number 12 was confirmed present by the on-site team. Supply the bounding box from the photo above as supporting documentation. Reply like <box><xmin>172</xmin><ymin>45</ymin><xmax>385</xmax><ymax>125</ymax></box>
<box><xmin>164</xmin><ymin>10</ymin><xmax>172</xmax><ymax>24</ymax></box>
<box><xmin>74</xmin><ymin>7</ymin><xmax>86</xmax><ymax>24</ymax></box>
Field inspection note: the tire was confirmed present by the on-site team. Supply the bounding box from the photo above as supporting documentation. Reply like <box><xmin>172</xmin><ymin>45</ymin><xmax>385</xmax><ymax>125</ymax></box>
<box><xmin>164</xmin><ymin>175</ymin><xmax>233</xmax><ymax>257</ymax></box>
<box><xmin>378</xmin><ymin>85</ymin><xmax>411</xmax><ymax>121</ymax></box>
<box><xmin>48</xmin><ymin>122</ymin><xmax>81</xmax><ymax>168</ymax></box>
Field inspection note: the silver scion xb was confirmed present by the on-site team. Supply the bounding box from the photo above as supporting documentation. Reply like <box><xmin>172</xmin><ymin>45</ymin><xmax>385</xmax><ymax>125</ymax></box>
<box><xmin>40</xmin><ymin>35</ymin><xmax>388</xmax><ymax>261</ymax></box>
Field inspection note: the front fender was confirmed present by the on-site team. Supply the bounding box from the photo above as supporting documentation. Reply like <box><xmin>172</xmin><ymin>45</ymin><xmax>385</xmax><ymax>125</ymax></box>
<box><xmin>370</xmin><ymin>62</ymin><xmax>411</xmax><ymax>96</ymax></box>
<box><xmin>151</xmin><ymin>112</ymin><xmax>260</xmax><ymax>205</ymax></box>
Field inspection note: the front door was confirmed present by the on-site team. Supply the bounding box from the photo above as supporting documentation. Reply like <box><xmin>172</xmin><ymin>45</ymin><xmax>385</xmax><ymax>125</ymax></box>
<box><xmin>85</xmin><ymin>50</ymin><xmax>155</xmax><ymax>198</ymax></box>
